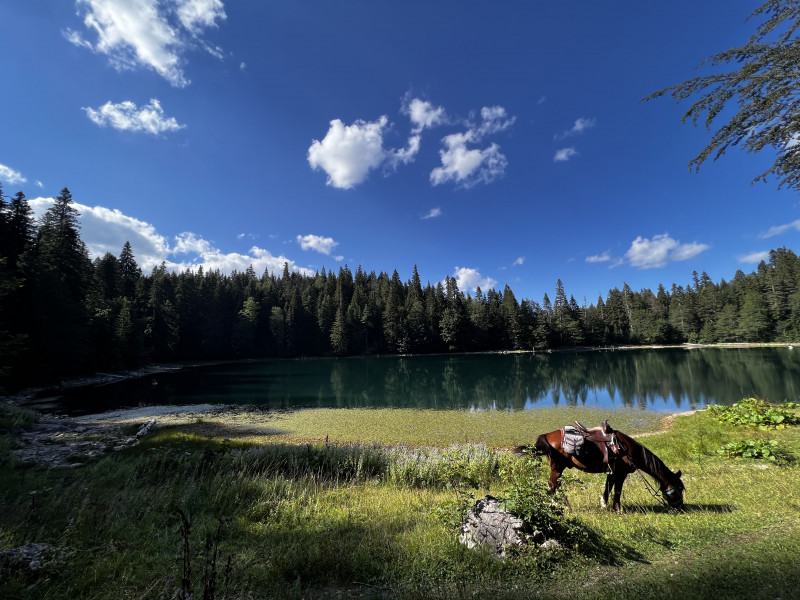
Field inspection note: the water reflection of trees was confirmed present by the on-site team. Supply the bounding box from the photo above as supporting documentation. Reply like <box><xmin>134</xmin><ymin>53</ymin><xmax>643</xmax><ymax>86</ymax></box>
<box><xmin>312</xmin><ymin>349</ymin><xmax>800</xmax><ymax>411</ymax></box>
<box><xmin>59</xmin><ymin>348</ymin><xmax>800</xmax><ymax>415</ymax></box>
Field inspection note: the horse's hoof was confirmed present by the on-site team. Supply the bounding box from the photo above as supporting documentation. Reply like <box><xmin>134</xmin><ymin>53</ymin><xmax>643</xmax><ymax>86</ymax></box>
<box><xmin>599</xmin><ymin>496</ymin><xmax>607</xmax><ymax>509</ymax></box>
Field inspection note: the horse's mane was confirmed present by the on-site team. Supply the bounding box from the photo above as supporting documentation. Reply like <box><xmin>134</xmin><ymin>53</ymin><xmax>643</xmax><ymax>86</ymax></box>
<box><xmin>616</xmin><ymin>431</ymin><xmax>676</xmax><ymax>488</ymax></box>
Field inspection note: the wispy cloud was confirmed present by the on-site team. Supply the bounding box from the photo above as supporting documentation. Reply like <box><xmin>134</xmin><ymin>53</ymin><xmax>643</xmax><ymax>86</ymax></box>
<box><xmin>555</xmin><ymin>117</ymin><xmax>596</xmax><ymax>140</ymax></box>
<box><xmin>0</xmin><ymin>163</ymin><xmax>27</xmax><ymax>185</ymax></box>
<box><xmin>430</xmin><ymin>106</ymin><xmax>514</xmax><ymax>188</ymax></box>
<box><xmin>297</xmin><ymin>234</ymin><xmax>339</xmax><ymax>256</ymax></box>
<box><xmin>64</xmin><ymin>0</ymin><xmax>227</xmax><ymax>87</ymax></box>
<box><xmin>83</xmin><ymin>99</ymin><xmax>186</xmax><ymax>135</ymax></box>
<box><xmin>758</xmin><ymin>219</ymin><xmax>800</xmax><ymax>239</ymax></box>
<box><xmin>27</xmin><ymin>196</ymin><xmax>311</xmax><ymax>276</ymax></box>
<box><xmin>554</xmin><ymin>147</ymin><xmax>578</xmax><ymax>162</ymax></box>
<box><xmin>513</xmin><ymin>256</ymin><xmax>524</xmax><ymax>266</ymax></box>
<box><xmin>421</xmin><ymin>207</ymin><xmax>442</xmax><ymax>220</ymax></box>
<box><xmin>738</xmin><ymin>251</ymin><xmax>770</xmax><ymax>264</ymax></box>
<box><xmin>586</xmin><ymin>251</ymin><xmax>612</xmax><ymax>263</ymax></box>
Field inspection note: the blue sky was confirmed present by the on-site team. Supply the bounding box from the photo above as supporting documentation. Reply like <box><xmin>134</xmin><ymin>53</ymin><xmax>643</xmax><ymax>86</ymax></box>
<box><xmin>2</xmin><ymin>1</ymin><xmax>799</xmax><ymax>304</ymax></box>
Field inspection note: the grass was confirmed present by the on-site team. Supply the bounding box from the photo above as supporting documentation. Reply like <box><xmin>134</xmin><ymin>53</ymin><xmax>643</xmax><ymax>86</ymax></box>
<box><xmin>178</xmin><ymin>405</ymin><xmax>668</xmax><ymax>447</ymax></box>
<box><xmin>0</xmin><ymin>404</ymin><xmax>799</xmax><ymax>599</ymax></box>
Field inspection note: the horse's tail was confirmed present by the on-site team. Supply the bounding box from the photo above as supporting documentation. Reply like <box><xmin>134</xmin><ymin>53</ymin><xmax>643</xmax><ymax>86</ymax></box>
<box><xmin>513</xmin><ymin>433</ymin><xmax>552</xmax><ymax>458</ymax></box>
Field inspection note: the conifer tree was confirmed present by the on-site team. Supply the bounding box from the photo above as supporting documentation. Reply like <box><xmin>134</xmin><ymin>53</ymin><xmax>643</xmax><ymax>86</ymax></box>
<box><xmin>30</xmin><ymin>188</ymin><xmax>93</xmax><ymax>376</ymax></box>
<box><xmin>647</xmin><ymin>0</ymin><xmax>800</xmax><ymax>192</ymax></box>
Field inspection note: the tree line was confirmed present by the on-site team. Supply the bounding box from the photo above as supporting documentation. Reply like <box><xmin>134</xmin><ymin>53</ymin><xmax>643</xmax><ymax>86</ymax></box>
<box><xmin>2</xmin><ymin>186</ymin><xmax>800</xmax><ymax>390</ymax></box>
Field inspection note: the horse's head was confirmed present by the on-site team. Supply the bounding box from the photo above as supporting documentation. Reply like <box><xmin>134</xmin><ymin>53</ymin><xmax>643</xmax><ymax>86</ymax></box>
<box><xmin>662</xmin><ymin>469</ymin><xmax>685</xmax><ymax>510</ymax></box>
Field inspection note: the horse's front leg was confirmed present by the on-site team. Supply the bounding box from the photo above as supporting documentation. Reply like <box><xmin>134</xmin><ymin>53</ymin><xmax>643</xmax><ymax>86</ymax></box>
<box><xmin>600</xmin><ymin>473</ymin><xmax>613</xmax><ymax>509</ymax></box>
<box><xmin>611</xmin><ymin>472</ymin><xmax>628</xmax><ymax>513</ymax></box>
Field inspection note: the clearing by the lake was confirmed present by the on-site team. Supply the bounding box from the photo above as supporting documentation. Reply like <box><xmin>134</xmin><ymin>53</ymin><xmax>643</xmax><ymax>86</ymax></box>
<box><xmin>1</xmin><ymin>402</ymin><xmax>799</xmax><ymax>600</ymax></box>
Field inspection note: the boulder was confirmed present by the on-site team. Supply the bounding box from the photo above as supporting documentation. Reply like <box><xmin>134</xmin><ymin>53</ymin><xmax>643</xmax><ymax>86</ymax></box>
<box><xmin>459</xmin><ymin>496</ymin><xmax>544</xmax><ymax>558</ymax></box>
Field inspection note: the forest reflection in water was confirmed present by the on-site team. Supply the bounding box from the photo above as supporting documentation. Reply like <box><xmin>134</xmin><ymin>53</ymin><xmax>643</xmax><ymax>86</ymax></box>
<box><xmin>55</xmin><ymin>347</ymin><xmax>800</xmax><ymax>415</ymax></box>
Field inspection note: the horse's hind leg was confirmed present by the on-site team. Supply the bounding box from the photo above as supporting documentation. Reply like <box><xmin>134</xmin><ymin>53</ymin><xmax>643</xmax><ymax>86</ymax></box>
<box><xmin>548</xmin><ymin>464</ymin><xmax>562</xmax><ymax>494</ymax></box>
<box><xmin>547</xmin><ymin>463</ymin><xmax>570</xmax><ymax>507</ymax></box>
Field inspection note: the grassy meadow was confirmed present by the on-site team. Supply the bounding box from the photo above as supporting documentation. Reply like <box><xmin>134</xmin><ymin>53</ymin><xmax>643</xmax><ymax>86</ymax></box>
<box><xmin>1</xmin><ymin>403</ymin><xmax>799</xmax><ymax>599</ymax></box>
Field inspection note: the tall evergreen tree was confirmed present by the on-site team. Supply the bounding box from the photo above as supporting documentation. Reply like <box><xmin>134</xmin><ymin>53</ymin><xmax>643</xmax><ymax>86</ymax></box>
<box><xmin>119</xmin><ymin>241</ymin><xmax>141</xmax><ymax>300</ymax></box>
<box><xmin>30</xmin><ymin>188</ymin><xmax>93</xmax><ymax>376</ymax></box>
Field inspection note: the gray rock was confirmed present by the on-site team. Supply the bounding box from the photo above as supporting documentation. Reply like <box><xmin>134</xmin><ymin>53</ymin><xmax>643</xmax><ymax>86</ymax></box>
<box><xmin>12</xmin><ymin>416</ymin><xmax>157</xmax><ymax>468</ymax></box>
<box><xmin>539</xmin><ymin>538</ymin><xmax>563</xmax><ymax>551</ymax></box>
<box><xmin>0</xmin><ymin>543</ymin><xmax>64</xmax><ymax>576</ymax></box>
<box><xmin>459</xmin><ymin>496</ymin><xmax>534</xmax><ymax>559</ymax></box>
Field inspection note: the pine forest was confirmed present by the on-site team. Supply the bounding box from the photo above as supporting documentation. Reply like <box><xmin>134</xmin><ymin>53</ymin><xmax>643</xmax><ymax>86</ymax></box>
<box><xmin>2</xmin><ymin>186</ymin><xmax>800</xmax><ymax>390</ymax></box>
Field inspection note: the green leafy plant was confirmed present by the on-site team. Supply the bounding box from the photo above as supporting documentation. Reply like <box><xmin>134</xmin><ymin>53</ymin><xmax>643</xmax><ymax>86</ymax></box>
<box><xmin>708</xmin><ymin>398</ymin><xmax>800</xmax><ymax>429</ymax></box>
<box><xmin>716</xmin><ymin>439</ymin><xmax>782</xmax><ymax>462</ymax></box>
<box><xmin>497</xmin><ymin>456</ymin><xmax>603</xmax><ymax>557</ymax></box>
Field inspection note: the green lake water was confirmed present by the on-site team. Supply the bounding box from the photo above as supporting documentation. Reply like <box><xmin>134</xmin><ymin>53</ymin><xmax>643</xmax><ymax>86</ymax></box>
<box><xmin>54</xmin><ymin>347</ymin><xmax>800</xmax><ymax>415</ymax></box>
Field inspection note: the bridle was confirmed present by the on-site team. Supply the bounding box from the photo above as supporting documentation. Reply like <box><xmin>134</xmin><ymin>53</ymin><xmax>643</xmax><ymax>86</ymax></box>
<box><xmin>635</xmin><ymin>469</ymin><xmax>683</xmax><ymax>511</ymax></box>
<box><xmin>612</xmin><ymin>435</ymin><xmax>684</xmax><ymax>511</ymax></box>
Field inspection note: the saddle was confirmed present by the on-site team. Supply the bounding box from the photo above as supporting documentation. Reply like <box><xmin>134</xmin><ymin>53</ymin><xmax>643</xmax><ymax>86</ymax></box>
<box><xmin>563</xmin><ymin>420</ymin><xmax>618</xmax><ymax>464</ymax></box>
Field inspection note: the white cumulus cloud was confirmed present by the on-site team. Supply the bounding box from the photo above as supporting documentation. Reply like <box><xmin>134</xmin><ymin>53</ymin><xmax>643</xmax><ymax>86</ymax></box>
<box><xmin>403</xmin><ymin>97</ymin><xmax>446</xmax><ymax>134</ymax></box>
<box><xmin>0</xmin><ymin>163</ymin><xmax>27</xmax><ymax>185</ymax></box>
<box><xmin>26</xmin><ymin>197</ymin><xmax>311</xmax><ymax>277</ymax></box>
<box><xmin>65</xmin><ymin>0</ymin><xmax>227</xmax><ymax>87</ymax></box>
<box><xmin>175</xmin><ymin>0</ymin><xmax>226</xmax><ymax>35</ymax></box>
<box><xmin>297</xmin><ymin>234</ymin><xmax>339</xmax><ymax>255</ymax></box>
<box><xmin>452</xmin><ymin>267</ymin><xmax>497</xmax><ymax>294</ymax></box>
<box><xmin>430</xmin><ymin>135</ymin><xmax>508</xmax><ymax>188</ymax></box>
<box><xmin>421</xmin><ymin>207</ymin><xmax>442</xmax><ymax>220</ymax></box>
<box><xmin>83</xmin><ymin>99</ymin><xmax>186</xmax><ymax>135</ymax></box>
<box><xmin>429</xmin><ymin>106</ymin><xmax>514</xmax><ymax>188</ymax></box>
<box><xmin>625</xmin><ymin>233</ymin><xmax>709</xmax><ymax>269</ymax></box>
<box><xmin>307</xmin><ymin>117</ymin><xmax>392</xmax><ymax>189</ymax></box>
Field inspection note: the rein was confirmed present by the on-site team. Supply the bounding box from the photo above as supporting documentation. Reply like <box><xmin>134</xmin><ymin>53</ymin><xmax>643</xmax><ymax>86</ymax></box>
<box><xmin>634</xmin><ymin>469</ymin><xmax>681</xmax><ymax>512</ymax></box>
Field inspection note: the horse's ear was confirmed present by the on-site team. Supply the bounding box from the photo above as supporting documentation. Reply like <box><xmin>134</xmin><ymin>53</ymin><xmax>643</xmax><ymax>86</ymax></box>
<box><xmin>676</xmin><ymin>470</ymin><xmax>682</xmax><ymax>478</ymax></box>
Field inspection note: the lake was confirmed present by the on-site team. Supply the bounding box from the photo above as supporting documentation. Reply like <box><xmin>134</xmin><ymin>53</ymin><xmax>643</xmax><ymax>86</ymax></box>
<box><xmin>51</xmin><ymin>346</ymin><xmax>800</xmax><ymax>416</ymax></box>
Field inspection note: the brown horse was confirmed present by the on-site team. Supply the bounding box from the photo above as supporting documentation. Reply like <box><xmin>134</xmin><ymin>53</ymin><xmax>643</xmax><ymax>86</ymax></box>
<box><xmin>519</xmin><ymin>421</ymin><xmax>684</xmax><ymax>513</ymax></box>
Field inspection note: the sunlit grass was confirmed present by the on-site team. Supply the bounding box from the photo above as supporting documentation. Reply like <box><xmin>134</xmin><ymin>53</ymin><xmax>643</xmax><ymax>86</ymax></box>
<box><xmin>183</xmin><ymin>406</ymin><xmax>669</xmax><ymax>448</ymax></box>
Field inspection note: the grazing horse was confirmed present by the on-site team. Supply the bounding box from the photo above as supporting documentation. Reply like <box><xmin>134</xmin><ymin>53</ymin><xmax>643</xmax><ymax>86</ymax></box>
<box><xmin>518</xmin><ymin>421</ymin><xmax>685</xmax><ymax>513</ymax></box>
